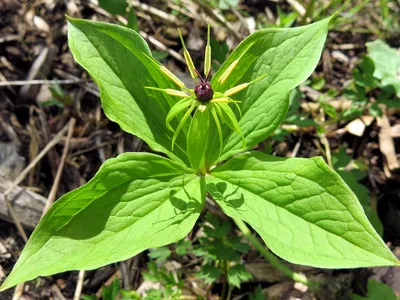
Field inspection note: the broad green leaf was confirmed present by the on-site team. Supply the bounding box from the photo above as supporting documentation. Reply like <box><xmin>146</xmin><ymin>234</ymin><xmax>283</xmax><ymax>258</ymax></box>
<box><xmin>352</xmin><ymin>279</ymin><xmax>397</xmax><ymax>300</ymax></box>
<box><xmin>207</xmin><ymin>151</ymin><xmax>400</xmax><ymax>268</ymax></box>
<box><xmin>206</xmin><ymin>17</ymin><xmax>331</xmax><ymax>166</ymax></box>
<box><xmin>0</xmin><ymin>153</ymin><xmax>205</xmax><ymax>291</ymax></box>
<box><xmin>67</xmin><ymin>18</ymin><xmax>188</xmax><ymax>165</ymax></box>
<box><xmin>367</xmin><ymin>40</ymin><xmax>400</xmax><ymax>97</ymax></box>
<box><xmin>187</xmin><ymin>108</ymin><xmax>210</xmax><ymax>171</ymax></box>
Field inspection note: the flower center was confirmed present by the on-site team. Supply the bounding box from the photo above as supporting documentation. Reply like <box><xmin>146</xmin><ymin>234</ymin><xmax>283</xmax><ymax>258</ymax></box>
<box><xmin>195</xmin><ymin>81</ymin><xmax>214</xmax><ymax>102</ymax></box>
<box><xmin>194</xmin><ymin>69</ymin><xmax>214</xmax><ymax>102</ymax></box>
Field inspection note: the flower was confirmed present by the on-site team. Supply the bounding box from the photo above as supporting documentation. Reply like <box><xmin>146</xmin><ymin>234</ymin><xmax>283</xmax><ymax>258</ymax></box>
<box><xmin>144</xmin><ymin>25</ymin><xmax>267</xmax><ymax>158</ymax></box>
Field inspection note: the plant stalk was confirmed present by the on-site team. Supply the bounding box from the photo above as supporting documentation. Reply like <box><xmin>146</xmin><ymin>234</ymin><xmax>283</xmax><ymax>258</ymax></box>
<box><xmin>233</xmin><ymin>218</ymin><xmax>319</xmax><ymax>289</ymax></box>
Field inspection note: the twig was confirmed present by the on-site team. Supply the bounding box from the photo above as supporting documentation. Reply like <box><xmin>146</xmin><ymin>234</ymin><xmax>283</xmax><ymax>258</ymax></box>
<box><xmin>167</xmin><ymin>2</ymin><xmax>202</xmax><ymax>22</ymax></box>
<box><xmin>130</xmin><ymin>0</ymin><xmax>180</xmax><ymax>24</ymax></box>
<box><xmin>139</xmin><ymin>31</ymin><xmax>185</xmax><ymax>63</ymax></box>
<box><xmin>0</xmin><ymin>115</ymin><xmax>20</xmax><ymax>147</ymax></box>
<box><xmin>319</xmin><ymin>134</ymin><xmax>332</xmax><ymax>168</ymax></box>
<box><xmin>5</xmin><ymin>121</ymin><xmax>71</xmax><ymax>299</ymax></box>
<box><xmin>4</xmin><ymin>121</ymin><xmax>70</xmax><ymax>241</ymax></box>
<box><xmin>0</xmin><ymin>35</ymin><xmax>19</xmax><ymax>44</ymax></box>
<box><xmin>0</xmin><ymin>78</ymin><xmax>86</xmax><ymax>87</ymax></box>
<box><xmin>233</xmin><ymin>218</ymin><xmax>319</xmax><ymax>289</ymax></box>
<box><xmin>11</xmin><ymin>282</ymin><xmax>24</xmax><ymax>300</ymax></box>
<box><xmin>290</xmin><ymin>134</ymin><xmax>303</xmax><ymax>158</ymax></box>
<box><xmin>4</xmin><ymin>122</ymin><xmax>70</xmax><ymax>197</ymax></box>
<box><xmin>42</xmin><ymin>118</ymin><xmax>76</xmax><ymax>215</ymax></box>
<box><xmin>73</xmin><ymin>270</ymin><xmax>86</xmax><ymax>300</ymax></box>
<box><xmin>287</xmin><ymin>0</ymin><xmax>306</xmax><ymax>16</ymax></box>
<box><xmin>113</xmin><ymin>15</ymin><xmax>186</xmax><ymax>64</ymax></box>
<box><xmin>193</xmin><ymin>0</ymin><xmax>242</xmax><ymax>41</ymax></box>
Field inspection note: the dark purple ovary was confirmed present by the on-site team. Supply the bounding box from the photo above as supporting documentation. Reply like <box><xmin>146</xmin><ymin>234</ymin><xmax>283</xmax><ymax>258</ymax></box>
<box><xmin>195</xmin><ymin>81</ymin><xmax>214</xmax><ymax>102</ymax></box>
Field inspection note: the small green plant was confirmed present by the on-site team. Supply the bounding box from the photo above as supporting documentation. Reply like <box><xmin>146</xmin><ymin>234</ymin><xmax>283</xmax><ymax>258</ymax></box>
<box><xmin>352</xmin><ymin>278</ymin><xmax>397</xmax><ymax>300</ymax></box>
<box><xmin>1</xmin><ymin>16</ymin><xmax>399</xmax><ymax>292</ymax></box>
<box><xmin>344</xmin><ymin>39</ymin><xmax>400</xmax><ymax>119</ymax></box>
<box><xmin>193</xmin><ymin>213</ymin><xmax>252</xmax><ymax>296</ymax></box>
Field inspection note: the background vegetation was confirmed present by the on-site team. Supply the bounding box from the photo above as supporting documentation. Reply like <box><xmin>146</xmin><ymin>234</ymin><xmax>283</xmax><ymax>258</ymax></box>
<box><xmin>0</xmin><ymin>0</ymin><xmax>399</xmax><ymax>299</ymax></box>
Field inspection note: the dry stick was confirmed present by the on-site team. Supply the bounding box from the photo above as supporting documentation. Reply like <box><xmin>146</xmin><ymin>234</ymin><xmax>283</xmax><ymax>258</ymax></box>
<box><xmin>0</xmin><ymin>78</ymin><xmax>86</xmax><ymax>86</ymax></box>
<box><xmin>42</xmin><ymin>118</ymin><xmax>76</xmax><ymax>215</ymax></box>
<box><xmin>73</xmin><ymin>270</ymin><xmax>86</xmax><ymax>300</ymax></box>
<box><xmin>130</xmin><ymin>0</ymin><xmax>179</xmax><ymax>24</ymax></box>
<box><xmin>4</xmin><ymin>121</ymin><xmax>70</xmax><ymax>241</ymax></box>
<box><xmin>11</xmin><ymin>282</ymin><xmax>24</xmax><ymax>300</ymax></box>
<box><xmin>139</xmin><ymin>31</ymin><xmax>186</xmax><ymax>64</ymax></box>
<box><xmin>39</xmin><ymin>117</ymin><xmax>84</xmax><ymax>300</ymax></box>
<box><xmin>6</xmin><ymin>121</ymin><xmax>71</xmax><ymax>300</ymax></box>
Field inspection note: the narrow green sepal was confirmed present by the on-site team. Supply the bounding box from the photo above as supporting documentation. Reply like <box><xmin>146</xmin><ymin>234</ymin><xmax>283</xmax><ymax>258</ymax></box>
<box><xmin>214</xmin><ymin>103</ymin><xmax>246</xmax><ymax>148</ymax></box>
<box><xmin>172</xmin><ymin>101</ymin><xmax>199</xmax><ymax>149</ymax></box>
<box><xmin>166</xmin><ymin>97</ymin><xmax>195</xmax><ymax>131</ymax></box>
<box><xmin>210</xmin><ymin>105</ymin><xmax>223</xmax><ymax>159</ymax></box>
<box><xmin>187</xmin><ymin>107</ymin><xmax>210</xmax><ymax>171</ymax></box>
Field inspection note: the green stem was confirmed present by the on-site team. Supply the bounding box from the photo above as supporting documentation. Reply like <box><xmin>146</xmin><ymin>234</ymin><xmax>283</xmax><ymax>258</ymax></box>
<box><xmin>226</xmin><ymin>285</ymin><xmax>233</xmax><ymax>300</ymax></box>
<box><xmin>233</xmin><ymin>218</ymin><xmax>319</xmax><ymax>289</ymax></box>
<box><xmin>221</xmin><ymin>260</ymin><xmax>228</xmax><ymax>299</ymax></box>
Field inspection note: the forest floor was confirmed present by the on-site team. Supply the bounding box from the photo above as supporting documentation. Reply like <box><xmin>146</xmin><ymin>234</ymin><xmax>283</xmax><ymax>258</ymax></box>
<box><xmin>0</xmin><ymin>0</ymin><xmax>400</xmax><ymax>299</ymax></box>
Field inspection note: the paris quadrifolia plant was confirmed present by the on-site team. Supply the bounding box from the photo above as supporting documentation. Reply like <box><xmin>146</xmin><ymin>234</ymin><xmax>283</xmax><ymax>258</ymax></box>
<box><xmin>1</xmin><ymin>16</ymin><xmax>399</xmax><ymax>292</ymax></box>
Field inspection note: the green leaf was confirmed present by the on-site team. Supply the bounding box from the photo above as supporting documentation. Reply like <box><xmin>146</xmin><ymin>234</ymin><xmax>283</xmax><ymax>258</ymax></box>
<box><xmin>249</xmin><ymin>286</ymin><xmax>266</xmax><ymax>300</ymax></box>
<box><xmin>99</xmin><ymin>0</ymin><xmax>128</xmax><ymax>15</ymax></box>
<box><xmin>187</xmin><ymin>108</ymin><xmax>210</xmax><ymax>171</ymax></box>
<box><xmin>218</xmin><ymin>0</ymin><xmax>239</xmax><ymax>9</ymax></box>
<box><xmin>206</xmin><ymin>17</ymin><xmax>331</xmax><ymax>166</ymax></box>
<box><xmin>228</xmin><ymin>264</ymin><xmax>252</xmax><ymax>288</ymax></box>
<box><xmin>203</xmin><ymin>213</ymin><xmax>231</xmax><ymax>238</ymax></box>
<box><xmin>319</xmin><ymin>97</ymin><xmax>338</xmax><ymax>119</ymax></box>
<box><xmin>352</xmin><ymin>279</ymin><xmax>397</xmax><ymax>300</ymax></box>
<box><xmin>207</xmin><ymin>19</ymin><xmax>330</xmax><ymax>166</ymax></box>
<box><xmin>127</xmin><ymin>8</ymin><xmax>139</xmax><ymax>32</ymax></box>
<box><xmin>102</xmin><ymin>278</ymin><xmax>121</xmax><ymax>300</ymax></box>
<box><xmin>148</xmin><ymin>247</ymin><xmax>172</xmax><ymax>264</ymax></box>
<box><xmin>207</xmin><ymin>151</ymin><xmax>400</xmax><ymax>268</ymax></box>
<box><xmin>195</xmin><ymin>264</ymin><xmax>222</xmax><ymax>284</ymax></box>
<box><xmin>144</xmin><ymin>289</ymin><xmax>163</xmax><ymax>300</ymax></box>
<box><xmin>0</xmin><ymin>153</ymin><xmax>205</xmax><ymax>291</ymax></box>
<box><xmin>67</xmin><ymin>18</ymin><xmax>188</xmax><ymax>165</ymax></box>
<box><xmin>175</xmin><ymin>239</ymin><xmax>191</xmax><ymax>255</ymax></box>
<box><xmin>367</xmin><ymin>39</ymin><xmax>400</xmax><ymax>97</ymax></box>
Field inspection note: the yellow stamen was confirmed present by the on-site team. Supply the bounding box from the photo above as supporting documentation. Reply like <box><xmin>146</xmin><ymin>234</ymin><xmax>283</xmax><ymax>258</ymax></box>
<box><xmin>145</xmin><ymin>87</ymin><xmax>189</xmax><ymax>98</ymax></box>
<box><xmin>142</xmin><ymin>52</ymin><xmax>186</xmax><ymax>89</ymax></box>
<box><xmin>224</xmin><ymin>83</ymin><xmax>249</xmax><ymax>97</ymax></box>
<box><xmin>160</xmin><ymin>66</ymin><xmax>185</xmax><ymax>88</ymax></box>
<box><xmin>218</xmin><ymin>60</ymin><xmax>239</xmax><ymax>85</ymax></box>
<box><xmin>178</xmin><ymin>28</ymin><xmax>197</xmax><ymax>79</ymax></box>
<box><xmin>224</xmin><ymin>73</ymin><xmax>268</xmax><ymax>97</ymax></box>
<box><xmin>204</xmin><ymin>24</ymin><xmax>211</xmax><ymax>76</ymax></box>
<box><xmin>210</xmin><ymin>97</ymin><xmax>241</xmax><ymax>103</ymax></box>
<box><xmin>217</xmin><ymin>42</ymin><xmax>255</xmax><ymax>85</ymax></box>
